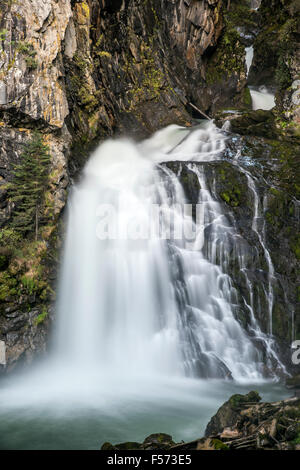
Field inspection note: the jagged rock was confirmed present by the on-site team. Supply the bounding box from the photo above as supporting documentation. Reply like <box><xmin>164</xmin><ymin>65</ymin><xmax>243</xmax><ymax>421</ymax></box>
<box><xmin>100</xmin><ymin>394</ymin><xmax>300</xmax><ymax>451</ymax></box>
<box><xmin>215</xmin><ymin>109</ymin><xmax>277</xmax><ymax>138</ymax></box>
<box><xmin>205</xmin><ymin>391</ymin><xmax>261</xmax><ymax>436</ymax></box>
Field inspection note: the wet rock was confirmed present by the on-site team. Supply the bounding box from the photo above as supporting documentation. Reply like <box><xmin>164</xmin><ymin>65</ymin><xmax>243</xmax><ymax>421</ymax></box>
<box><xmin>286</xmin><ymin>375</ymin><xmax>300</xmax><ymax>390</ymax></box>
<box><xmin>205</xmin><ymin>391</ymin><xmax>261</xmax><ymax>436</ymax></box>
<box><xmin>215</xmin><ymin>109</ymin><xmax>277</xmax><ymax>138</ymax></box>
<box><xmin>101</xmin><ymin>433</ymin><xmax>176</xmax><ymax>451</ymax></box>
<box><xmin>101</xmin><ymin>441</ymin><xmax>142</xmax><ymax>450</ymax></box>
<box><xmin>142</xmin><ymin>433</ymin><xmax>176</xmax><ymax>450</ymax></box>
<box><xmin>164</xmin><ymin>152</ymin><xmax>299</xmax><ymax>370</ymax></box>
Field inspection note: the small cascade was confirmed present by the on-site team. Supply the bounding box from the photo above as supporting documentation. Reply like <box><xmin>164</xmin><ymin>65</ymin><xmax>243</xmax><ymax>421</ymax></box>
<box><xmin>245</xmin><ymin>46</ymin><xmax>254</xmax><ymax>75</ymax></box>
<box><xmin>245</xmin><ymin>42</ymin><xmax>275</xmax><ymax>111</ymax></box>
<box><xmin>250</xmin><ymin>0</ymin><xmax>262</xmax><ymax>10</ymax></box>
<box><xmin>245</xmin><ymin>176</ymin><xmax>275</xmax><ymax>335</ymax></box>
<box><xmin>249</xmin><ymin>86</ymin><xmax>276</xmax><ymax>111</ymax></box>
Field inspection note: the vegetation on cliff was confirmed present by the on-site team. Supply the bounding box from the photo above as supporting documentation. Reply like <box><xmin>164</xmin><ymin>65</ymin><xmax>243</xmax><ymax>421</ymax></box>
<box><xmin>8</xmin><ymin>133</ymin><xmax>50</xmax><ymax>239</ymax></box>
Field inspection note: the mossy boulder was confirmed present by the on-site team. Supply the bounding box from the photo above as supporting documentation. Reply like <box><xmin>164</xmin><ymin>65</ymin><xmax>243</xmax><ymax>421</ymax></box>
<box><xmin>205</xmin><ymin>391</ymin><xmax>261</xmax><ymax>436</ymax></box>
<box><xmin>101</xmin><ymin>441</ymin><xmax>142</xmax><ymax>450</ymax></box>
<box><xmin>216</xmin><ymin>109</ymin><xmax>278</xmax><ymax>138</ymax></box>
<box><xmin>142</xmin><ymin>433</ymin><xmax>176</xmax><ymax>450</ymax></box>
<box><xmin>101</xmin><ymin>433</ymin><xmax>176</xmax><ymax>451</ymax></box>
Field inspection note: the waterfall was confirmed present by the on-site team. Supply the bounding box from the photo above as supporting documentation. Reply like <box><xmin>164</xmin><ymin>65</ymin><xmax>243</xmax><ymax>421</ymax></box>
<box><xmin>249</xmin><ymin>86</ymin><xmax>275</xmax><ymax>111</ymax></box>
<box><xmin>54</xmin><ymin>122</ymin><xmax>283</xmax><ymax>381</ymax></box>
<box><xmin>245</xmin><ymin>46</ymin><xmax>254</xmax><ymax>75</ymax></box>
<box><xmin>55</xmin><ymin>138</ymin><xmax>184</xmax><ymax>376</ymax></box>
<box><xmin>250</xmin><ymin>0</ymin><xmax>261</xmax><ymax>10</ymax></box>
<box><xmin>245</xmin><ymin>47</ymin><xmax>275</xmax><ymax>111</ymax></box>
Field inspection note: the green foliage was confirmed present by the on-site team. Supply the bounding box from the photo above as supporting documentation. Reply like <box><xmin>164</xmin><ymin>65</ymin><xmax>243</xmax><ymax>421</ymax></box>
<box><xmin>225</xmin><ymin>1</ymin><xmax>258</xmax><ymax>29</ymax></box>
<box><xmin>17</xmin><ymin>41</ymin><xmax>38</xmax><ymax>69</ymax></box>
<box><xmin>205</xmin><ymin>28</ymin><xmax>245</xmax><ymax>85</ymax></box>
<box><xmin>229</xmin><ymin>391</ymin><xmax>261</xmax><ymax>409</ymax></box>
<box><xmin>0</xmin><ymin>228</ymin><xmax>22</xmax><ymax>270</ymax></box>
<box><xmin>20</xmin><ymin>275</ymin><xmax>38</xmax><ymax>295</ymax></box>
<box><xmin>243</xmin><ymin>87</ymin><xmax>252</xmax><ymax>108</ymax></box>
<box><xmin>276</xmin><ymin>55</ymin><xmax>292</xmax><ymax>89</ymax></box>
<box><xmin>0</xmin><ymin>29</ymin><xmax>8</xmax><ymax>41</ymax></box>
<box><xmin>0</xmin><ymin>271</ymin><xmax>17</xmax><ymax>301</ymax></box>
<box><xmin>0</xmin><ymin>228</ymin><xmax>22</xmax><ymax>249</ymax></box>
<box><xmin>8</xmin><ymin>132</ymin><xmax>51</xmax><ymax>237</ymax></box>
<box><xmin>124</xmin><ymin>39</ymin><xmax>165</xmax><ymax>110</ymax></box>
<box><xmin>291</xmin><ymin>236</ymin><xmax>300</xmax><ymax>260</ymax></box>
<box><xmin>271</xmin><ymin>15</ymin><xmax>297</xmax><ymax>89</ymax></box>
<box><xmin>221</xmin><ymin>188</ymin><xmax>241</xmax><ymax>207</ymax></box>
<box><xmin>212</xmin><ymin>439</ymin><xmax>229</xmax><ymax>450</ymax></box>
<box><xmin>34</xmin><ymin>307</ymin><xmax>48</xmax><ymax>326</ymax></box>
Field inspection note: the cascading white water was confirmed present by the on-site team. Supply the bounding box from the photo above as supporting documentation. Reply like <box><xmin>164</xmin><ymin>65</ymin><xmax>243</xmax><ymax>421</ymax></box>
<box><xmin>245</xmin><ymin>46</ymin><xmax>254</xmax><ymax>75</ymax></box>
<box><xmin>55</xmin><ymin>138</ymin><xmax>184</xmax><ymax>376</ymax></box>
<box><xmin>245</xmin><ymin>47</ymin><xmax>275</xmax><ymax>111</ymax></box>
<box><xmin>0</xmin><ymin>122</ymin><xmax>290</xmax><ymax>450</ymax></box>
<box><xmin>250</xmin><ymin>0</ymin><xmax>261</xmax><ymax>10</ymax></box>
<box><xmin>249</xmin><ymin>86</ymin><xmax>275</xmax><ymax>111</ymax></box>
<box><xmin>53</xmin><ymin>121</ymin><xmax>282</xmax><ymax>381</ymax></box>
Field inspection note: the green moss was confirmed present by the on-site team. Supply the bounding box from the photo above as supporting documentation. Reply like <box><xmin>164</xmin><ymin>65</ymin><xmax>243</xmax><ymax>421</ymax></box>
<box><xmin>122</xmin><ymin>34</ymin><xmax>166</xmax><ymax>111</ymax></box>
<box><xmin>96</xmin><ymin>51</ymin><xmax>112</xmax><ymax>59</ymax></box>
<box><xmin>221</xmin><ymin>187</ymin><xmax>241</xmax><ymax>207</ymax></box>
<box><xmin>0</xmin><ymin>271</ymin><xmax>17</xmax><ymax>301</ymax></box>
<box><xmin>292</xmin><ymin>434</ymin><xmax>300</xmax><ymax>446</ymax></box>
<box><xmin>77</xmin><ymin>87</ymin><xmax>100</xmax><ymax>112</ymax></box>
<box><xmin>0</xmin><ymin>231</ymin><xmax>54</xmax><ymax>312</ymax></box>
<box><xmin>229</xmin><ymin>391</ymin><xmax>261</xmax><ymax>409</ymax></box>
<box><xmin>17</xmin><ymin>41</ymin><xmax>38</xmax><ymax>70</ymax></box>
<box><xmin>225</xmin><ymin>2</ymin><xmax>258</xmax><ymax>29</ymax></box>
<box><xmin>212</xmin><ymin>439</ymin><xmax>229</xmax><ymax>450</ymax></box>
<box><xmin>34</xmin><ymin>307</ymin><xmax>48</xmax><ymax>326</ymax></box>
<box><xmin>115</xmin><ymin>442</ymin><xmax>141</xmax><ymax>450</ymax></box>
<box><xmin>81</xmin><ymin>1</ymin><xmax>90</xmax><ymax>17</ymax></box>
<box><xmin>101</xmin><ymin>442</ymin><xmax>115</xmax><ymax>450</ymax></box>
<box><xmin>206</xmin><ymin>27</ymin><xmax>245</xmax><ymax>85</ymax></box>
<box><xmin>0</xmin><ymin>228</ymin><xmax>22</xmax><ymax>251</ymax></box>
<box><xmin>243</xmin><ymin>87</ymin><xmax>252</xmax><ymax>108</ymax></box>
<box><xmin>291</xmin><ymin>237</ymin><xmax>300</xmax><ymax>260</ymax></box>
<box><xmin>0</xmin><ymin>254</ymin><xmax>8</xmax><ymax>270</ymax></box>
<box><xmin>0</xmin><ymin>29</ymin><xmax>7</xmax><ymax>41</ymax></box>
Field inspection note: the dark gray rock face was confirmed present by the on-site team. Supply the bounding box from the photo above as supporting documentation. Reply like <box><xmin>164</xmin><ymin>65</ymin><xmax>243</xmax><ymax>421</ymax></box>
<box><xmin>205</xmin><ymin>390</ymin><xmax>261</xmax><ymax>436</ymax></box>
